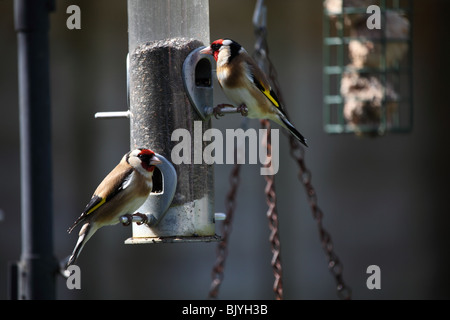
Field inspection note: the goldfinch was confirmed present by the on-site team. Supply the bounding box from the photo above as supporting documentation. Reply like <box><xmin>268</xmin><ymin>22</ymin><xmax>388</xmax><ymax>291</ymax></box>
<box><xmin>200</xmin><ymin>38</ymin><xmax>308</xmax><ymax>147</ymax></box>
<box><xmin>66</xmin><ymin>148</ymin><xmax>161</xmax><ymax>268</ymax></box>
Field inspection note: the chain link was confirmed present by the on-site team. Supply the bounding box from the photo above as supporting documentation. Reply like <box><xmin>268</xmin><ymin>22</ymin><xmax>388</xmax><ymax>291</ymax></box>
<box><xmin>260</xmin><ymin>119</ymin><xmax>284</xmax><ymax>300</ymax></box>
<box><xmin>253</xmin><ymin>0</ymin><xmax>351</xmax><ymax>300</ymax></box>
<box><xmin>209</xmin><ymin>0</ymin><xmax>351</xmax><ymax>300</ymax></box>
<box><xmin>253</xmin><ymin>2</ymin><xmax>285</xmax><ymax>300</ymax></box>
<box><xmin>288</xmin><ymin>137</ymin><xmax>352</xmax><ymax>300</ymax></box>
<box><xmin>208</xmin><ymin>162</ymin><xmax>241</xmax><ymax>299</ymax></box>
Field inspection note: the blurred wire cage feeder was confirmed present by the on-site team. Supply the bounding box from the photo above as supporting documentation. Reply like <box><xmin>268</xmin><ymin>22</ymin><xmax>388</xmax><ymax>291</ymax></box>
<box><xmin>323</xmin><ymin>0</ymin><xmax>413</xmax><ymax>136</ymax></box>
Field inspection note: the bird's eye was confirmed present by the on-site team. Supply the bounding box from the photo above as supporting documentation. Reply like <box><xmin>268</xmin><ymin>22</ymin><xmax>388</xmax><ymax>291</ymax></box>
<box><xmin>138</xmin><ymin>153</ymin><xmax>150</xmax><ymax>161</ymax></box>
<box><xmin>211</xmin><ymin>43</ymin><xmax>221</xmax><ymax>52</ymax></box>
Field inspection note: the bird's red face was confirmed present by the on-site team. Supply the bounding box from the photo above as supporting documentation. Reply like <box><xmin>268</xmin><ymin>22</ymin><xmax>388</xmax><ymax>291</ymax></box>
<box><xmin>200</xmin><ymin>39</ymin><xmax>224</xmax><ymax>61</ymax></box>
<box><xmin>137</xmin><ymin>149</ymin><xmax>161</xmax><ymax>172</ymax></box>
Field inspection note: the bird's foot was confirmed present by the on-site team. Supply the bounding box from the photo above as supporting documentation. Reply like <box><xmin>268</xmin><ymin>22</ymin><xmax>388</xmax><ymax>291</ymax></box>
<box><xmin>237</xmin><ymin>104</ymin><xmax>248</xmax><ymax>117</ymax></box>
<box><xmin>133</xmin><ymin>212</ymin><xmax>148</xmax><ymax>225</ymax></box>
<box><xmin>211</xmin><ymin>103</ymin><xmax>248</xmax><ymax>119</ymax></box>
<box><xmin>120</xmin><ymin>213</ymin><xmax>148</xmax><ymax>226</ymax></box>
<box><xmin>213</xmin><ymin>104</ymin><xmax>233</xmax><ymax>119</ymax></box>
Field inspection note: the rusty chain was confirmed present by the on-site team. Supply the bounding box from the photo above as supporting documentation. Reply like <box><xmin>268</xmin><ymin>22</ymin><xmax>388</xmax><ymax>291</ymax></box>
<box><xmin>260</xmin><ymin>119</ymin><xmax>284</xmax><ymax>300</ymax></box>
<box><xmin>254</xmin><ymin>2</ymin><xmax>284</xmax><ymax>300</ymax></box>
<box><xmin>208</xmin><ymin>0</ymin><xmax>351</xmax><ymax>300</ymax></box>
<box><xmin>208</xmin><ymin>162</ymin><xmax>241</xmax><ymax>299</ymax></box>
<box><xmin>254</xmin><ymin>0</ymin><xmax>352</xmax><ymax>300</ymax></box>
<box><xmin>288</xmin><ymin>137</ymin><xmax>352</xmax><ymax>300</ymax></box>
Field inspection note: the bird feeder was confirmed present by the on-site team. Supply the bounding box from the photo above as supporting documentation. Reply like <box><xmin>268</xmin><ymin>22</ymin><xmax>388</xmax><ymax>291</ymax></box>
<box><xmin>323</xmin><ymin>0</ymin><xmax>413</xmax><ymax>136</ymax></box>
<box><xmin>96</xmin><ymin>0</ymin><xmax>220</xmax><ymax>243</ymax></box>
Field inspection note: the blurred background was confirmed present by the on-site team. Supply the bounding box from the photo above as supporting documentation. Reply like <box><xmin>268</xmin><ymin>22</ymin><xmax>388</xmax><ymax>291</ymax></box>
<box><xmin>1</xmin><ymin>0</ymin><xmax>449</xmax><ymax>299</ymax></box>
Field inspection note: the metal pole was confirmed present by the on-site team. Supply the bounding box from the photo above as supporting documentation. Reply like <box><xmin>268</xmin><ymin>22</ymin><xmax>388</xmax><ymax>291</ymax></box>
<box><xmin>13</xmin><ymin>0</ymin><xmax>57</xmax><ymax>299</ymax></box>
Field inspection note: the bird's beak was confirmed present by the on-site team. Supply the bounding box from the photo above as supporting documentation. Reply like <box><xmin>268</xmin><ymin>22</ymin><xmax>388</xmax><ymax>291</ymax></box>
<box><xmin>199</xmin><ymin>46</ymin><xmax>212</xmax><ymax>55</ymax></box>
<box><xmin>150</xmin><ymin>155</ymin><xmax>162</xmax><ymax>166</ymax></box>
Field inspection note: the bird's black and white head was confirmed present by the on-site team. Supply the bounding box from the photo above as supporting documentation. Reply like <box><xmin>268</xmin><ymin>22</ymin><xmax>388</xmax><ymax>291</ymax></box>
<box><xmin>126</xmin><ymin>148</ymin><xmax>161</xmax><ymax>176</ymax></box>
<box><xmin>200</xmin><ymin>39</ymin><xmax>244</xmax><ymax>65</ymax></box>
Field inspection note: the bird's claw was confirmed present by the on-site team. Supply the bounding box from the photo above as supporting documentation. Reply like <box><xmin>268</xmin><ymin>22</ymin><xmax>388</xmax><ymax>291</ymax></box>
<box><xmin>212</xmin><ymin>103</ymin><xmax>248</xmax><ymax>118</ymax></box>
<box><xmin>237</xmin><ymin>104</ymin><xmax>248</xmax><ymax>117</ymax></box>
<box><xmin>121</xmin><ymin>213</ymin><xmax>148</xmax><ymax>226</ymax></box>
<box><xmin>134</xmin><ymin>212</ymin><xmax>148</xmax><ymax>225</ymax></box>
<box><xmin>213</xmin><ymin>104</ymin><xmax>227</xmax><ymax>119</ymax></box>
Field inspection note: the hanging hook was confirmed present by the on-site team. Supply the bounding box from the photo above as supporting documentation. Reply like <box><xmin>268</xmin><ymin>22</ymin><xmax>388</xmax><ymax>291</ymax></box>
<box><xmin>253</xmin><ymin>0</ymin><xmax>267</xmax><ymax>30</ymax></box>
<box><xmin>252</xmin><ymin>0</ymin><xmax>269</xmax><ymax>71</ymax></box>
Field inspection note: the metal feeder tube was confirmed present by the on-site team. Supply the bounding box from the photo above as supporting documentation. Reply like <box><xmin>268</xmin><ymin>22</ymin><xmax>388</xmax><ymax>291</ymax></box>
<box><xmin>125</xmin><ymin>0</ymin><xmax>218</xmax><ymax>243</ymax></box>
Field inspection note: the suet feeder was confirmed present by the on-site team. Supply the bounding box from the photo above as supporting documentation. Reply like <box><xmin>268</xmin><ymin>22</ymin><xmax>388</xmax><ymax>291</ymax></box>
<box><xmin>323</xmin><ymin>0</ymin><xmax>413</xmax><ymax>136</ymax></box>
<box><xmin>97</xmin><ymin>0</ymin><xmax>220</xmax><ymax>243</ymax></box>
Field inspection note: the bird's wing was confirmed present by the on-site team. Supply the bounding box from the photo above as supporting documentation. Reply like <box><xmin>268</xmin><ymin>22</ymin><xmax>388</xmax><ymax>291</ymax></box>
<box><xmin>247</xmin><ymin>62</ymin><xmax>309</xmax><ymax>147</ymax></box>
<box><xmin>251</xmin><ymin>73</ymin><xmax>281</xmax><ymax>108</ymax></box>
<box><xmin>247</xmin><ymin>62</ymin><xmax>290</xmax><ymax>118</ymax></box>
<box><xmin>67</xmin><ymin>167</ymin><xmax>133</xmax><ymax>233</ymax></box>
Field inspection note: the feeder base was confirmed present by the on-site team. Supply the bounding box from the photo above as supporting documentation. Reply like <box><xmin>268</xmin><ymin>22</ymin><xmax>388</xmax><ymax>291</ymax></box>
<box><xmin>124</xmin><ymin>234</ymin><xmax>221</xmax><ymax>244</ymax></box>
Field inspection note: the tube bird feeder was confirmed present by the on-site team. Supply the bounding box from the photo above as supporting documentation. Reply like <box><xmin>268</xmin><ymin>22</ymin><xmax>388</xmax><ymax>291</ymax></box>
<box><xmin>124</xmin><ymin>0</ymin><xmax>218</xmax><ymax>243</ymax></box>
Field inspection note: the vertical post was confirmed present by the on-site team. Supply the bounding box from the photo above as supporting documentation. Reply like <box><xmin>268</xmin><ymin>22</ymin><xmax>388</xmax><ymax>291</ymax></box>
<box><xmin>14</xmin><ymin>0</ymin><xmax>56</xmax><ymax>299</ymax></box>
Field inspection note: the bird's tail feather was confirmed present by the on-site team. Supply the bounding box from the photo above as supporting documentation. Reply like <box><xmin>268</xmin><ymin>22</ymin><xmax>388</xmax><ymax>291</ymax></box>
<box><xmin>67</xmin><ymin>214</ymin><xmax>85</xmax><ymax>234</ymax></box>
<box><xmin>66</xmin><ymin>222</ymin><xmax>94</xmax><ymax>269</ymax></box>
<box><xmin>277</xmin><ymin>116</ymin><xmax>308</xmax><ymax>147</ymax></box>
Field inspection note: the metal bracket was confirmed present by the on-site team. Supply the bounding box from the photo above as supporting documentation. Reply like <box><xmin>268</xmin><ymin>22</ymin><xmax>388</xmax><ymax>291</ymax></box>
<box><xmin>95</xmin><ymin>110</ymin><xmax>131</xmax><ymax>119</ymax></box>
<box><xmin>182</xmin><ymin>46</ymin><xmax>215</xmax><ymax>121</ymax></box>
<box><xmin>95</xmin><ymin>54</ymin><xmax>131</xmax><ymax>120</ymax></box>
<box><xmin>143</xmin><ymin>153</ymin><xmax>177</xmax><ymax>226</ymax></box>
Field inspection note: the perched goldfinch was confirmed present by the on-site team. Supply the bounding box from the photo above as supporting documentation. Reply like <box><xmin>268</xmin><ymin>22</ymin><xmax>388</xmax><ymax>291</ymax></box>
<box><xmin>200</xmin><ymin>38</ymin><xmax>308</xmax><ymax>147</ymax></box>
<box><xmin>66</xmin><ymin>148</ymin><xmax>161</xmax><ymax>268</ymax></box>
